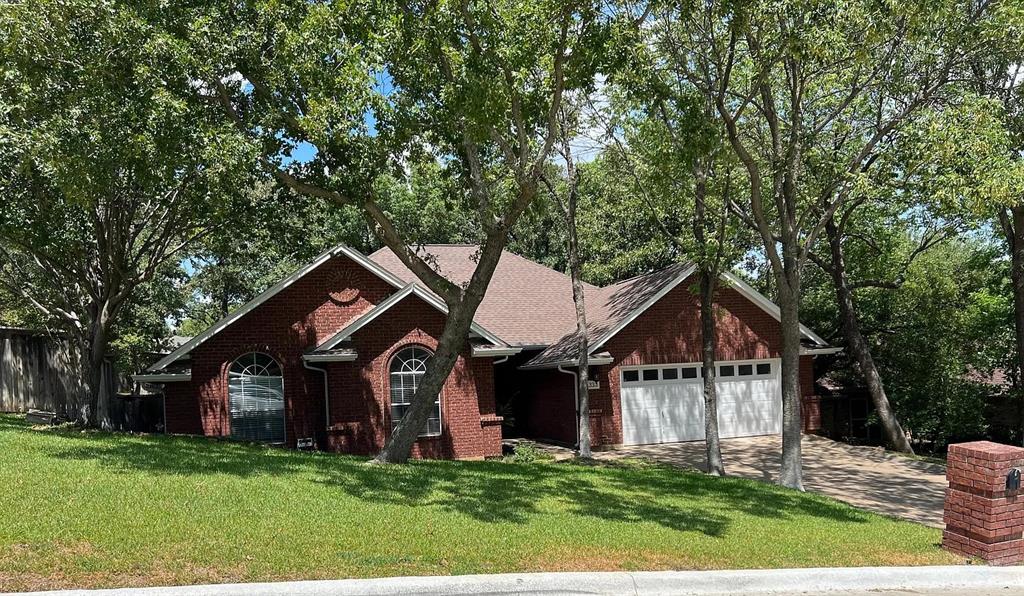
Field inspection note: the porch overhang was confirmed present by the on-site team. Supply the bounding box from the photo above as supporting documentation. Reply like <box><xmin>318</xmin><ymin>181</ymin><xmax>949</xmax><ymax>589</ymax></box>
<box><xmin>471</xmin><ymin>346</ymin><xmax>523</xmax><ymax>358</ymax></box>
<box><xmin>132</xmin><ymin>372</ymin><xmax>191</xmax><ymax>383</ymax></box>
<box><xmin>518</xmin><ymin>351</ymin><xmax>614</xmax><ymax>370</ymax></box>
<box><xmin>303</xmin><ymin>349</ymin><xmax>359</xmax><ymax>363</ymax></box>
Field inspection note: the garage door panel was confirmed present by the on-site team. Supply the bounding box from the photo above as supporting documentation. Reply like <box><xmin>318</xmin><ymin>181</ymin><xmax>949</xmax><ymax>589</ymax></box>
<box><xmin>621</xmin><ymin>382</ymin><xmax>704</xmax><ymax>445</ymax></box>
<box><xmin>621</xmin><ymin>361</ymin><xmax>781</xmax><ymax>445</ymax></box>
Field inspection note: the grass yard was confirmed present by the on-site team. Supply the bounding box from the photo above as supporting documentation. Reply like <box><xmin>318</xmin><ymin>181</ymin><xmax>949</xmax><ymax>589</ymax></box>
<box><xmin>0</xmin><ymin>414</ymin><xmax>957</xmax><ymax>591</ymax></box>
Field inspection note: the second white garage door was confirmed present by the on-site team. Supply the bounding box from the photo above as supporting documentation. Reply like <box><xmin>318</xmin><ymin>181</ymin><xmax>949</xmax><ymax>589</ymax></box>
<box><xmin>619</xmin><ymin>360</ymin><xmax>782</xmax><ymax>446</ymax></box>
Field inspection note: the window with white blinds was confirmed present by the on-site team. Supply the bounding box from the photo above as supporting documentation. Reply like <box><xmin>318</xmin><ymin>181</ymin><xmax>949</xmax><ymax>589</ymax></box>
<box><xmin>228</xmin><ymin>353</ymin><xmax>285</xmax><ymax>444</ymax></box>
<box><xmin>389</xmin><ymin>346</ymin><xmax>441</xmax><ymax>436</ymax></box>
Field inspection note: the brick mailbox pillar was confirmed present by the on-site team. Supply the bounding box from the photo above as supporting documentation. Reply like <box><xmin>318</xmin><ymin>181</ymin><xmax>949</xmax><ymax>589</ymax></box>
<box><xmin>943</xmin><ymin>441</ymin><xmax>1024</xmax><ymax>565</ymax></box>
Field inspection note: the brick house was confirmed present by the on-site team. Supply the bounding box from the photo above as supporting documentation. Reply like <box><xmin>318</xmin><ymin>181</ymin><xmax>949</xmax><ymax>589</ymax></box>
<box><xmin>136</xmin><ymin>244</ymin><xmax>838</xmax><ymax>459</ymax></box>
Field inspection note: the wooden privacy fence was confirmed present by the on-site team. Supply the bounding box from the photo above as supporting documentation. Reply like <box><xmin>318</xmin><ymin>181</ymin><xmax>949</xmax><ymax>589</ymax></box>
<box><xmin>0</xmin><ymin>327</ymin><xmax>162</xmax><ymax>432</ymax></box>
<box><xmin>0</xmin><ymin>327</ymin><xmax>94</xmax><ymax>416</ymax></box>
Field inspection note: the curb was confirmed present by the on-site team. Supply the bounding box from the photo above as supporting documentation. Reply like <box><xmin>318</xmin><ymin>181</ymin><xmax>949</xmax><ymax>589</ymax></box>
<box><xmin>12</xmin><ymin>566</ymin><xmax>1024</xmax><ymax>596</ymax></box>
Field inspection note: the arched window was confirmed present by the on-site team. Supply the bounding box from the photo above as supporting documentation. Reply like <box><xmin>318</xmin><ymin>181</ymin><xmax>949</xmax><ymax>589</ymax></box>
<box><xmin>389</xmin><ymin>346</ymin><xmax>441</xmax><ymax>436</ymax></box>
<box><xmin>228</xmin><ymin>353</ymin><xmax>285</xmax><ymax>443</ymax></box>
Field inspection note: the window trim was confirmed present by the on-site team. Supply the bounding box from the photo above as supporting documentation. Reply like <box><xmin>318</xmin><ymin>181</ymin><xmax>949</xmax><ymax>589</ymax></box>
<box><xmin>226</xmin><ymin>352</ymin><xmax>287</xmax><ymax>445</ymax></box>
<box><xmin>621</xmin><ymin>358</ymin><xmax>778</xmax><ymax>384</ymax></box>
<box><xmin>387</xmin><ymin>345</ymin><xmax>443</xmax><ymax>438</ymax></box>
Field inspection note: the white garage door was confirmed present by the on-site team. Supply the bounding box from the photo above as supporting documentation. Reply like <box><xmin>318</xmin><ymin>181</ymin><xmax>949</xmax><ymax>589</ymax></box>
<box><xmin>620</xmin><ymin>360</ymin><xmax>781</xmax><ymax>446</ymax></box>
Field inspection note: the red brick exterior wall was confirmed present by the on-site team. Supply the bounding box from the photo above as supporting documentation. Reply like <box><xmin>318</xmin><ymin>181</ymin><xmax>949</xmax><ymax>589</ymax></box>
<box><xmin>162</xmin><ymin>254</ymin><xmax>501</xmax><ymax>460</ymax></box>
<box><xmin>943</xmin><ymin>441</ymin><xmax>1024</xmax><ymax>565</ymax></box>
<box><xmin>514</xmin><ymin>283</ymin><xmax>823</xmax><ymax>448</ymax></box>
<box><xmin>801</xmin><ymin>361</ymin><xmax>821</xmax><ymax>433</ymax></box>
<box><xmin>322</xmin><ymin>294</ymin><xmax>501</xmax><ymax>459</ymax></box>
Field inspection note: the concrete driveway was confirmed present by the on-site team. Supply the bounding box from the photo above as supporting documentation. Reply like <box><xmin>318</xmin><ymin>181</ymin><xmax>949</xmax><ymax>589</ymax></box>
<box><xmin>592</xmin><ymin>434</ymin><xmax>947</xmax><ymax>527</ymax></box>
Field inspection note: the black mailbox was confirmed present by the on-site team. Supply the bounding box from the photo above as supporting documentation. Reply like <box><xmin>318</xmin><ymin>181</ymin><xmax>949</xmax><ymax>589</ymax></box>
<box><xmin>1008</xmin><ymin>468</ymin><xmax>1022</xmax><ymax>492</ymax></box>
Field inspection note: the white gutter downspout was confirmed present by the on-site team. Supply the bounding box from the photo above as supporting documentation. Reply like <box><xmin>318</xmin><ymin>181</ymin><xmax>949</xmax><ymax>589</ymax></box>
<box><xmin>557</xmin><ymin>365</ymin><xmax>580</xmax><ymax>450</ymax></box>
<box><xmin>303</xmin><ymin>360</ymin><xmax>330</xmax><ymax>431</ymax></box>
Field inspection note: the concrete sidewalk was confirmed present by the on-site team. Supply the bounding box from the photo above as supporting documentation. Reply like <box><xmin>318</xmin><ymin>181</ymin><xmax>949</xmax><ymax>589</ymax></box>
<box><xmin>13</xmin><ymin>566</ymin><xmax>1024</xmax><ymax>596</ymax></box>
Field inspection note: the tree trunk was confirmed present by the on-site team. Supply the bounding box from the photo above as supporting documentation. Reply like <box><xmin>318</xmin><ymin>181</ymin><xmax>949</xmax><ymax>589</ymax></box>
<box><xmin>700</xmin><ymin>267</ymin><xmax>725</xmax><ymax>475</ymax></box>
<box><xmin>692</xmin><ymin>155</ymin><xmax>725</xmax><ymax>476</ymax></box>
<box><xmin>776</xmin><ymin>273</ymin><xmax>804</xmax><ymax>491</ymax></box>
<box><xmin>81</xmin><ymin>317</ymin><xmax>113</xmax><ymax>429</ymax></box>
<box><xmin>825</xmin><ymin>221</ymin><xmax>914</xmax><ymax>453</ymax></box>
<box><xmin>566</xmin><ymin>201</ymin><xmax>591</xmax><ymax>459</ymax></box>
<box><xmin>1000</xmin><ymin>205</ymin><xmax>1024</xmax><ymax>446</ymax></box>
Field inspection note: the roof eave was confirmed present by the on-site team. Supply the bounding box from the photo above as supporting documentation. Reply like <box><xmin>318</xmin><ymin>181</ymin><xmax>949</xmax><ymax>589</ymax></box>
<box><xmin>302</xmin><ymin>352</ymin><xmax>359</xmax><ymax>363</ymax></box>
<box><xmin>132</xmin><ymin>373</ymin><xmax>191</xmax><ymax>383</ymax></box>
<box><xmin>470</xmin><ymin>346</ymin><xmax>522</xmax><ymax>358</ymax></box>
<box><xmin>800</xmin><ymin>346</ymin><xmax>844</xmax><ymax>356</ymax></box>
<box><xmin>519</xmin><ymin>352</ymin><xmax>615</xmax><ymax>371</ymax></box>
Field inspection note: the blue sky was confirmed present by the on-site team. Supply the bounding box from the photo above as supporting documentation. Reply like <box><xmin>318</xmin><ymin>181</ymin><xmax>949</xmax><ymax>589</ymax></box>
<box><xmin>285</xmin><ymin>141</ymin><xmax>318</xmax><ymax>165</ymax></box>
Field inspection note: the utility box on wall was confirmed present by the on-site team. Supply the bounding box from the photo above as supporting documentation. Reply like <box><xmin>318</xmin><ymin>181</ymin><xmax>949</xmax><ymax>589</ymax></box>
<box><xmin>942</xmin><ymin>441</ymin><xmax>1024</xmax><ymax>565</ymax></box>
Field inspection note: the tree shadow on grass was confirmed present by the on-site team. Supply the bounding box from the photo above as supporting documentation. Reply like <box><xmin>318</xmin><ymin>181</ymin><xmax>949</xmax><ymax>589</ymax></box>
<box><xmin>0</xmin><ymin>415</ymin><xmax>30</xmax><ymax>433</ymax></box>
<box><xmin>26</xmin><ymin>418</ymin><xmax>869</xmax><ymax>536</ymax></box>
<box><xmin>315</xmin><ymin>457</ymin><xmax>869</xmax><ymax>534</ymax></box>
<box><xmin>31</xmin><ymin>423</ymin><xmax>321</xmax><ymax>479</ymax></box>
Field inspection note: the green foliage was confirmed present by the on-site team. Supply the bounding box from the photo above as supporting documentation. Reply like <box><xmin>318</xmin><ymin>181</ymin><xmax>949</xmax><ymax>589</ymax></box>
<box><xmin>506</xmin><ymin>440</ymin><xmax>554</xmax><ymax>464</ymax></box>
<box><xmin>0</xmin><ymin>0</ymin><xmax>253</xmax><ymax>394</ymax></box>
<box><xmin>574</xmin><ymin>155</ymin><xmax>681</xmax><ymax>284</ymax></box>
<box><xmin>801</xmin><ymin>233</ymin><xmax>1017</xmax><ymax>448</ymax></box>
<box><xmin>897</xmin><ymin>94</ymin><xmax>1024</xmax><ymax>219</ymax></box>
<box><xmin>107</xmin><ymin>263</ymin><xmax>190</xmax><ymax>376</ymax></box>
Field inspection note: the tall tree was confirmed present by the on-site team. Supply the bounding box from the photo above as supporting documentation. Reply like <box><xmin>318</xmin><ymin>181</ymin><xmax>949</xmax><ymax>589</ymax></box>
<box><xmin>0</xmin><ymin>1</ymin><xmax>244</xmax><ymax>426</ymax></box>
<box><xmin>541</xmin><ymin>101</ymin><xmax>595</xmax><ymax>458</ymax></box>
<box><xmin>596</xmin><ymin>97</ymin><xmax>747</xmax><ymax>474</ymax></box>
<box><xmin>180</xmin><ymin>0</ymin><xmax>612</xmax><ymax>463</ymax></box>
<box><xmin>965</xmin><ymin>1</ymin><xmax>1024</xmax><ymax>442</ymax></box>
<box><xmin>801</xmin><ymin>91</ymin><xmax>1013</xmax><ymax>454</ymax></box>
<box><xmin>645</xmin><ymin>0</ymin><xmax>987</xmax><ymax>488</ymax></box>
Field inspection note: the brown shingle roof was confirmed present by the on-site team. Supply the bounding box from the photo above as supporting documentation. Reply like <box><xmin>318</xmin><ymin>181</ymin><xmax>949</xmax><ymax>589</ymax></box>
<box><xmin>369</xmin><ymin>245</ymin><xmax>696</xmax><ymax>357</ymax></box>
<box><xmin>369</xmin><ymin>245</ymin><xmax>599</xmax><ymax>346</ymax></box>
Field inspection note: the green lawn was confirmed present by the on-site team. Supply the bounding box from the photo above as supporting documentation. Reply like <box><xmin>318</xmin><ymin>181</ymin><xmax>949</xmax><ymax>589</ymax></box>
<box><xmin>0</xmin><ymin>414</ymin><xmax>956</xmax><ymax>591</ymax></box>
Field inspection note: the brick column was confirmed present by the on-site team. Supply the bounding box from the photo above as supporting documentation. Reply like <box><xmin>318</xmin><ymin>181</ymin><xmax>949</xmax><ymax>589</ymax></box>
<box><xmin>801</xmin><ymin>395</ymin><xmax>822</xmax><ymax>433</ymax></box>
<box><xmin>943</xmin><ymin>441</ymin><xmax>1024</xmax><ymax>565</ymax></box>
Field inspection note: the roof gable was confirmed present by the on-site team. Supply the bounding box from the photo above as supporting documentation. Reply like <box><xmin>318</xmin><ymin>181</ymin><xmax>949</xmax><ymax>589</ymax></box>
<box><xmin>523</xmin><ymin>265</ymin><xmax>831</xmax><ymax>369</ymax></box>
<box><xmin>153</xmin><ymin>242</ymin><xmax>831</xmax><ymax>373</ymax></box>
<box><xmin>315</xmin><ymin>283</ymin><xmax>505</xmax><ymax>351</ymax></box>
<box><xmin>149</xmin><ymin>245</ymin><xmax>408</xmax><ymax>371</ymax></box>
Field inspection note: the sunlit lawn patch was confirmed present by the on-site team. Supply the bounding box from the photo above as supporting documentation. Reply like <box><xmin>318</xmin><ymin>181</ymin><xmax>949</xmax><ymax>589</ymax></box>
<box><xmin>0</xmin><ymin>415</ymin><xmax>956</xmax><ymax>591</ymax></box>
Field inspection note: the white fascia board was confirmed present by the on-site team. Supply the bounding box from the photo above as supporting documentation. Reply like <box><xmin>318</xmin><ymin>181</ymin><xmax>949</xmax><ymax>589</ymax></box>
<box><xmin>337</xmin><ymin>245</ymin><xmax>408</xmax><ymax>289</ymax></box>
<box><xmin>316</xmin><ymin>283</ymin><xmax>507</xmax><ymax>352</ymax></box>
<box><xmin>720</xmin><ymin>271</ymin><xmax>831</xmax><ymax>347</ymax></box>
<box><xmin>520</xmin><ymin>352</ymin><xmax>615</xmax><ymax>371</ymax></box>
<box><xmin>471</xmin><ymin>346</ymin><xmax>523</xmax><ymax>358</ymax></box>
<box><xmin>132</xmin><ymin>373</ymin><xmax>191</xmax><ymax>383</ymax></box>
<box><xmin>302</xmin><ymin>352</ymin><xmax>358</xmax><ymax>363</ymax></box>
<box><xmin>589</xmin><ymin>264</ymin><xmax>698</xmax><ymax>353</ymax></box>
<box><xmin>149</xmin><ymin>244</ymin><xmax>406</xmax><ymax>372</ymax></box>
